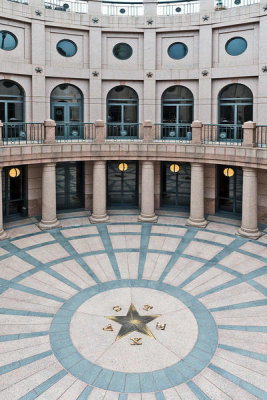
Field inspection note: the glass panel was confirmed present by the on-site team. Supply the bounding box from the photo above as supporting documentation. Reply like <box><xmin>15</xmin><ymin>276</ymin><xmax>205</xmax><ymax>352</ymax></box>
<box><xmin>56</xmin><ymin>163</ymin><xmax>84</xmax><ymax>210</ymax></box>
<box><xmin>107</xmin><ymin>86</ymin><xmax>138</xmax><ymax>101</ymax></box>
<box><xmin>0</xmin><ymin>102</ymin><xmax>5</xmax><ymax>122</ymax></box>
<box><xmin>113</xmin><ymin>43</ymin><xmax>133</xmax><ymax>60</ymax></box>
<box><xmin>226</xmin><ymin>37</ymin><xmax>247</xmax><ymax>56</ymax></box>
<box><xmin>69</xmin><ymin>106</ymin><xmax>80</xmax><ymax>122</ymax></box>
<box><xmin>0</xmin><ymin>80</ymin><xmax>23</xmax><ymax>98</ymax></box>
<box><xmin>163</xmin><ymin>85</ymin><xmax>193</xmax><ymax>101</ymax></box>
<box><xmin>220</xmin><ymin>105</ymin><xmax>235</xmax><ymax>124</ymax></box>
<box><xmin>168</xmin><ymin>43</ymin><xmax>188</xmax><ymax>60</ymax></box>
<box><xmin>108</xmin><ymin>105</ymin><xmax>122</xmax><ymax>123</ymax></box>
<box><xmin>217</xmin><ymin>166</ymin><xmax>242</xmax><ymax>213</ymax></box>
<box><xmin>124</xmin><ymin>105</ymin><xmax>137</xmax><ymax>123</ymax></box>
<box><xmin>107</xmin><ymin>161</ymin><xmax>138</xmax><ymax>206</ymax></box>
<box><xmin>220</xmin><ymin>84</ymin><xmax>252</xmax><ymax>99</ymax></box>
<box><xmin>163</xmin><ymin>106</ymin><xmax>177</xmax><ymax>124</ymax></box>
<box><xmin>237</xmin><ymin>104</ymin><xmax>253</xmax><ymax>124</ymax></box>
<box><xmin>56</xmin><ymin>165</ymin><xmax>66</xmax><ymax>210</ymax></box>
<box><xmin>54</xmin><ymin>106</ymin><xmax>65</xmax><ymax>122</ymax></box>
<box><xmin>7</xmin><ymin>102</ymin><xmax>23</xmax><ymax>122</ymax></box>
<box><xmin>236</xmin><ymin>168</ymin><xmax>243</xmax><ymax>213</ymax></box>
<box><xmin>0</xmin><ymin>31</ymin><xmax>17</xmax><ymax>51</ymax></box>
<box><xmin>51</xmin><ymin>84</ymin><xmax>82</xmax><ymax>103</ymax></box>
<box><xmin>56</xmin><ymin>40</ymin><xmax>77</xmax><ymax>58</ymax></box>
<box><xmin>179</xmin><ymin>106</ymin><xmax>192</xmax><ymax>124</ymax></box>
<box><xmin>4</xmin><ymin>166</ymin><xmax>25</xmax><ymax>216</ymax></box>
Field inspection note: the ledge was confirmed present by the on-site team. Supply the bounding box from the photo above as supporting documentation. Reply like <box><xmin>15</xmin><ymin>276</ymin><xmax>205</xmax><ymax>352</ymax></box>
<box><xmin>0</xmin><ymin>141</ymin><xmax>266</xmax><ymax>169</ymax></box>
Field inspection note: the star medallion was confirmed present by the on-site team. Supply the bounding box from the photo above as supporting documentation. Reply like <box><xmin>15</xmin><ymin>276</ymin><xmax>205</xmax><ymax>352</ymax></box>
<box><xmin>106</xmin><ymin>304</ymin><xmax>161</xmax><ymax>341</ymax></box>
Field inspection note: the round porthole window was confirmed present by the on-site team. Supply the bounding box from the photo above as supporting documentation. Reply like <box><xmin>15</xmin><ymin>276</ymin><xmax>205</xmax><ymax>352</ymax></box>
<box><xmin>0</xmin><ymin>31</ymin><xmax>18</xmax><ymax>51</ymax></box>
<box><xmin>168</xmin><ymin>42</ymin><xmax>188</xmax><ymax>60</ymax></box>
<box><xmin>113</xmin><ymin>43</ymin><xmax>133</xmax><ymax>60</ymax></box>
<box><xmin>56</xmin><ymin>39</ymin><xmax>77</xmax><ymax>57</ymax></box>
<box><xmin>225</xmin><ymin>37</ymin><xmax>247</xmax><ymax>56</ymax></box>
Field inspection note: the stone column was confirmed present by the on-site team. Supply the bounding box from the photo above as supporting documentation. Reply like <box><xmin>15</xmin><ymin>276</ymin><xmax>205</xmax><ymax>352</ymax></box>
<box><xmin>138</xmin><ymin>161</ymin><xmax>158</xmax><ymax>223</ymax></box>
<box><xmin>0</xmin><ymin>167</ymin><xmax>8</xmax><ymax>240</ymax></box>
<box><xmin>39</xmin><ymin>163</ymin><xmax>60</xmax><ymax>230</ymax></box>
<box><xmin>187</xmin><ymin>163</ymin><xmax>208</xmax><ymax>228</ymax></box>
<box><xmin>238</xmin><ymin>168</ymin><xmax>261</xmax><ymax>239</ymax></box>
<box><xmin>89</xmin><ymin>161</ymin><xmax>109</xmax><ymax>223</ymax></box>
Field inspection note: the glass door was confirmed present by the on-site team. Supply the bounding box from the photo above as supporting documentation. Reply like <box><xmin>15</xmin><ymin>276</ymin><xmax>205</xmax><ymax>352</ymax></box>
<box><xmin>52</xmin><ymin>104</ymin><xmax>82</xmax><ymax>139</ymax></box>
<box><xmin>217</xmin><ymin>165</ymin><xmax>242</xmax><ymax>214</ymax></box>
<box><xmin>3</xmin><ymin>166</ymin><xmax>27</xmax><ymax>217</ymax></box>
<box><xmin>107</xmin><ymin>161</ymin><xmax>138</xmax><ymax>207</ymax></box>
<box><xmin>161</xmin><ymin>162</ymin><xmax>190</xmax><ymax>208</ymax></box>
<box><xmin>56</xmin><ymin>162</ymin><xmax>84</xmax><ymax>210</ymax></box>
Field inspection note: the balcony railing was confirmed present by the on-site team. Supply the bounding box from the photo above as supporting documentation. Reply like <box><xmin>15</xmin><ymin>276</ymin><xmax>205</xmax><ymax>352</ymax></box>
<box><xmin>154</xmin><ymin>123</ymin><xmax>192</xmax><ymax>141</ymax></box>
<box><xmin>102</xmin><ymin>1</ymin><xmax>144</xmax><ymax>16</ymax></box>
<box><xmin>44</xmin><ymin>0</ymin><xmax>88</xmax><ymax>13</ymax></box>
<box><xmin>1</xmin><ymin>123</ymin><xmax>44</xmax><ymax>144</ymax></box>
<box><xmin>157</xmin><ymin>0</ymin><xmax>199</xmax><ymax>15</ymax></box>
<box><xmin>107</xmin><ymin>123</ymin><xmax>140</xmax><ymax>139</ymax></box>
<box><xmin>202</xmin><ymin>124</ymin><xmax>243</xmax><ymax>145</ymax></box>
<box><xmin>256</xmin><ymin>126</ymin><xmax>267</xmax><ymax>148</ymax></box>
<box><xmin>214</xmin><ymin>0</ymin><xmax>260</xmax><ymax>9</ymax></box>
<box><xmin>7</xmin><ymin>0</ymin><xmax>28</xmax><ymax>4</ymax></box>
<box><xmin>55</xmin><ymin>123</ymin><xmax>95</xmax><ymax>142</ymax></box>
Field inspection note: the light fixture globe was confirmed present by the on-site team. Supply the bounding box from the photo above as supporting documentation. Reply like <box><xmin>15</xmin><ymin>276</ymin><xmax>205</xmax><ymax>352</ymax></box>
<box><xmin>118</xmin><ymin>162</ymin><xmax>128</xmax><ymax>172</ymax></box>
<box><xmin>9</xmin><ymin>167</ymin><xmax>20</xmax><ymax>178</ymax></box>
<box><xmin>170</xmin><ymin>163</ymin><xmax>179</xmax><ymax>173</ymax></box>
<box><xmin>223</xmin><ymin>167</ymin><xmax>234</xmax><ymax>177</ymax></box>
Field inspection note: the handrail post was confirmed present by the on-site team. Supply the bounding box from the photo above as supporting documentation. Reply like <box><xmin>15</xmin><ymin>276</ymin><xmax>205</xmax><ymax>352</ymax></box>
<box><xmin>0</xmin><ymin>121</ymin><xmax>3</xmax><ymax>146</ymax></box>
<box><xmin>94</xmin><ymin>120</ymin><xmax>105</xmax><ymax>144</ymax></box>
<box><xmin>143</xmin><ymin>120</ymin><xmax>155</xmax><ymax>143</ymax></box>
<box><xmin>44</xmin><ymin>119</ymin><xmax>56</xmax><ymax>144</ymax></box>
<box><xmin>191</xmin><ymin>121</ymin><xmax>202</xmax><ymax>145</ymax></box>
<box><xmin>242</xmin><ymin>121</ymin><xmax>257</xmax><ymax>147</ymax></box>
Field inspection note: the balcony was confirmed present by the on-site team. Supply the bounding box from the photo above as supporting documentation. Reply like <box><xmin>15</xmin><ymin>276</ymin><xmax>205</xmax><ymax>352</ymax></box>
<box><xmin>157</xmin><ymin>0</ymin><xmax>199</xmax><ymax>16</ymax></box>
<box><xmin>102</xmin><ymin>1</ymin><xmax>144</xmax><ymax>16</ymax></box>
<box><xmin>214</xmin><ymin>0</ymin><xmax>260</xmax><ymax>11</ymax></box>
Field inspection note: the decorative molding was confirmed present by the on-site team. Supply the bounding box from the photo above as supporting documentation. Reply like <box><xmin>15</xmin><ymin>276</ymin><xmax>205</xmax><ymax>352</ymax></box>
<box><xmin>35</xmin><ymin>67</ymin><xmax>43</xmax><ymax>73</ymax></box>
<box><xmin>262</xmin><ymin>66</ymin><xmax>267</xmax><ymax>72</ymax></box>
<box><xmin>202</xmin><ymin>15</ymin><xmax>209</xmax><ymax>21</ymax></box>
<box><xmin>35</xmin><ymin>9</ymin><xmax>42</xmax><ymax>16</ymax></box>
<box><xmin>146</xmin><ymin>72</ymin><xmax>153</xmax><ymax>78</ymax></box>
<box><xmin>263</xmin><ymin>5</ymin><xmax>267</xmax><ymax>11</ymax></box>
<box><xmin>201</xmin><ymin>70</ymin><xmax>209</xmax><ymax>77</ymax></box>
<box><xmin>92</xmin><ymin>71</ymin><xmax>99</xmax><ymax>77</ymax></box>
<box><xmin>147</xmin><ymin>19</ymin><xmax>153</xmax><ymax>25</ymax></box>
<box><xmin>92</xmin><ymin>17</ymin><xmax>99</xmax><ymax>23</ymax></box>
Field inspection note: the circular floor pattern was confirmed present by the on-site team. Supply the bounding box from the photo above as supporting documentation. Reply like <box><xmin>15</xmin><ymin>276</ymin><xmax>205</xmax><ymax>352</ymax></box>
<box><xmin>0</xmin><ymin>210</ymin><xmax>266</xmax><ymax>399</ymax></box>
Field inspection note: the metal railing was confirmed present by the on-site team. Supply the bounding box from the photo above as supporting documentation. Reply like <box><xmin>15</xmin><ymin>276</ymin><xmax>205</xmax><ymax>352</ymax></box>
<box><xmin>157</xmin><ymin>0</ymin><xmax>199</xmax><ymax>15</ymax></box>
<box><xmin>256</xmin><ymin>126</ymin><xmax>267</xmax><ymax>148</ymax></box>
<box><xmin>44</xmin><ymin>0</ymin><xmax>88</xmax><ymax>13</ymax></box>
<box><xmin>202</xmin><ymin>124</ymin><xmax>243</xmax><ymax>145</ymax></box>
<box><xmin>102</xmin><ymin>1</ymin><xmax>144</xmax><ymax>16</ymax></box>
<box><xmin>214</xmin><ymin>0</ymin><xmax>260</xmax><ymax>9</ymax></box>
<box><xmin>55</xmin><ymin>123</ymin><xmax>95</xmax><ymax>142</ymax></box>
<box><xmin>1</xmin><ymin>123</ymin><xmax>44</xmax><ymax>144</ymax></box>
<box><xmin>154</xmin><ymin>123</ymin><xmax>192</xmax><ymax>141</ymax></box>
<box><xmin>107</xmin><ymin>123</ymin><xmax>139</xmax><ymax>139</ymax></box>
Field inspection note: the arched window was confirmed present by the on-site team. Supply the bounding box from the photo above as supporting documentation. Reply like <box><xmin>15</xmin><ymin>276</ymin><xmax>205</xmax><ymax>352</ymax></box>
<box><xmin>218</xmin><ymin>83</ymin><xmax>253</xmax><ymax>141</ymax></box>
<box><xmin>107</xmin><ymin>85</ymin><xmax>139</xmax><ymax>138</ymax></box>
<box><xmin>51</xmin><ymin>84</ymin><xmax>83</xmax><ymax>139</ymax></box>
<box><xmin>0</xmin><ymin>80</ymin><xmax>24</xmax><ymax>141</ymax></box>
<box><xmin>161</xmin><ymin>85</ymin><xmax>193</xmax><ymax>139</ymax></box>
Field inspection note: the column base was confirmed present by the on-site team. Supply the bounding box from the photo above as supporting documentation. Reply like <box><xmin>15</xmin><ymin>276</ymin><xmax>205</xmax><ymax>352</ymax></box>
<box><xmin>186</xmin><ymin>217</ymin><xmax>209</xmax><ymax>228</ymax></box>
<box><xmin>0</xmin><ymin>229</ymin><xmax>9</xmax><ymax>241</ymax></box>
<box><xmin>89</xmin><ymin>214</ymin><xmax>109</xmax><ymax>224</ymax></box>
<box><xmin>237</xmin><ymin>227</ymin><xmax>262</xmax><ymax>240</ymax></box>
<box><xmin>38</xmin><ymin>218</ymin><xmax>61</xmax><ymax>230</ymax></box>
<box><xmin>138</xmin><ymin>213</ymin><xmax>158</xmax><ymax>223</ymax></box>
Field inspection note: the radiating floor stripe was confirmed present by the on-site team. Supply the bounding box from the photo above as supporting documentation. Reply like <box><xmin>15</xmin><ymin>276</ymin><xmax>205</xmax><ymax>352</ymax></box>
<box><xmin>159</xmin><ymin>229</ymin><xmax>197</xmax><ymax>282</ymax></box>
<box><xmin>209</xmin><ymin>298</ymin><xmax>267</xmax><ymax>312</ymax></box>
<box><xmin>119</xmin><ymin>394</ymin><xmax>127</xmax><ymax>400</ymax></box>
<box><xmin>209</xmin><ymin>363</ymin><xmax>267</xmax><ymax>399</ymax></box>
<box><xmin>0</xmin><ymin>331</ymin><xmax>49</xmax><ymax>342</ymax></box>
<box><xmin>218</xmin><ymin>325</ymin><xmax>267</xmax><ymax>333</ymax></box>
<box><xmin>0</xmin><ymin>350</ymin><xmax>52</xmax><ymax>375</ymax></box>
<box><xmin>138</xmin><ymin>224</ymin><xmax>152</xmax><ymax>279</ymax></box>
<box><xmin>77</xmin><ymin>385</ymin><xmax>94</xmax><ymax>399</ymax></box>
<box><xmin>97</xmin><ymin>225</ymin><xmax>121</xmax><ymax>279</ymax></box>
<box><xmin>20</xmin><ymin>369</ymin><xmax>67</xmax><ymax>400</ymax></box>
<box><xmin>218</xmin><ymin>344</ymin><xmax>267</xmax><ymax>363</ymax></box>
<box><xmin>0</xmin><ymin>308</ymin><xmax>54</xmax><ymax>317</ymax></box>
<box><xmin>187</xmin><ymin>381</ymin><xmax>210</xmax><ymax>400</ymax></box>
<box><xmin>155</xmin><ymin>392</ymin><xmax>165</xmax><ymax>400</ymax></box>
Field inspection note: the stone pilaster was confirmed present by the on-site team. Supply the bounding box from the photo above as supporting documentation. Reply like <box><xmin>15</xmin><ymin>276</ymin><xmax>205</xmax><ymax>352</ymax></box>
<box><xmin>39</xmin><ymin>163</ymin><xmax>61</xmax><ymax>230</ymax></box>
<box><xmin>187</xmin><ymin>163</ymin><xmax>208</xmax><ymax>228</ymax></box>
<box><xmin>89</xmin><ymin>161</ymin><xmax>109</xmax><ymax>223</ymax></box>
<box><xmin>238</xmin><ymin>168</ymin><xmax>261</xmax><ymax>239</ymax></box>
<box><xmin>138</xmin><ymin>161</ymin><xmax>158</xmax><ymax>223</ymax></box>
<box><xmin>0</xmin><ymin>167</ymin><xmax>8</xmax><ymax>240</ymax></box>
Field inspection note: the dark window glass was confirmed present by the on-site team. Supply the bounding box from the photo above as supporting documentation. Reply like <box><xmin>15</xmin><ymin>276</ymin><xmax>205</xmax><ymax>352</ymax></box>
<box><xmin>168</xmin><ymin>42</ymin><xmax>188</xmax><ymax>60</ymax></box>
<box><xmin>107</xmin><ymin>161</ymin><xmax>138</xmax><ymax>207</ymax></box>
<box><xmin>225</xmin><ymin>37</ymin><xmax>247</xmax><ymax>56</ymax></box>
<box><xmin>56</xmin><ymin>40</ymin><xmax>77</xmax><ymax>57</ymax></box>
<box><xmin>0</xmin><ymin>31</ymin><xmax>17</xmax><ymax>51</ymax></box>
<box><xmin>113</xmin><ymin>43</ymin><xmax>133</xmax><ymax>60</ymax></box>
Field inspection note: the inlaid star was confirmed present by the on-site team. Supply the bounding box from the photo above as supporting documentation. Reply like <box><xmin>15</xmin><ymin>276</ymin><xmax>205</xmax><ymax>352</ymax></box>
<box><xmin>106</xmin><ymin>304</ymin><xmax>161</xmax><ymax>341</ymax></box>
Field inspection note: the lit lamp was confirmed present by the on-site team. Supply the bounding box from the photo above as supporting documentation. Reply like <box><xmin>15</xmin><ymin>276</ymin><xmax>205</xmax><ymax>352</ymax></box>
<box><xmin>118</xmin><ymin>162</ymin><xmax>128</xmax><ymax>172</ymax></box>
<box><xmin>170</xmin><ymin>163</ymin><xmax>179</xmax><ymax>173</ymax></box>
<box><xmin>9</xmin><ymin>167</ymin><xmax>20</xmax><ymax>178</ymax></box>
<box><xmin>223</xmin><ymin>167</ymin><xmax>234</xmax><ymax>177</ymax></box>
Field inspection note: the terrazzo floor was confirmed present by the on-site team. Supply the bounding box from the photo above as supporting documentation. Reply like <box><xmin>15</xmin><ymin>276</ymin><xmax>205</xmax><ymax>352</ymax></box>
<box><xmin>0</xmin><ymin>210</ymin><xmax>266</xmax><ymax>399</ymax></box>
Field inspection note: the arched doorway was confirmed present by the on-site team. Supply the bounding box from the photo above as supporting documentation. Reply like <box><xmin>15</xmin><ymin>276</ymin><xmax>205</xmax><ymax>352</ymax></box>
<box><xmin>161</xmin><ymin>85</ymin><xmax>193</xmax><ymax>139</ymax></box>
<box><xmin>51</xmin><ymin>84</ymin><xmax>83</xmax><ymax>140</ymax></box>
<box><xmin>218</xmin><ymin>84</ymin><xmax>253</xmax><ymax>141</ymax></box>
<box><xmin>0</xmin><ymin>80</ymin><xmax>24</xmax><ymax>141</ymax></box>
<box><xmin>107</xmin><ymin>85</ymin><xmax>139</xmax><ymax>138</ymax></box>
